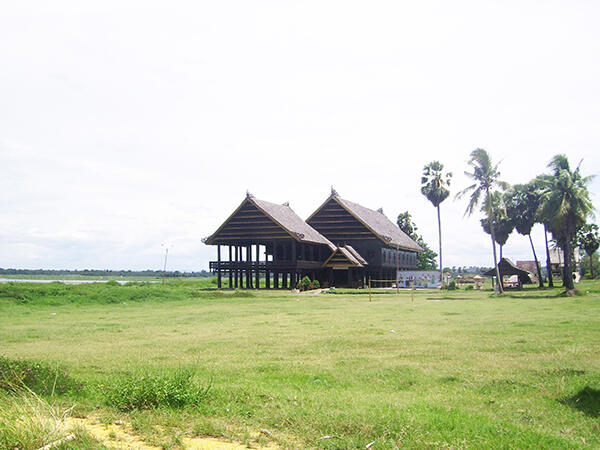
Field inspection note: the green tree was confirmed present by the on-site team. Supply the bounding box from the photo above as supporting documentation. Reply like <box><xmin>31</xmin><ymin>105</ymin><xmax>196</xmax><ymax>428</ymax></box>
<box><xmin>456</xmin><ymin>148</ymin><xmax>508</xmax><ymax>293</ymax></box>
<box><xmin>397</xmin><ymin>211</ymin><xmax>418</xmax><ymax>239</ymax></box>
<box><xmin>421</xmin><ymin>161</ymin><xmax>452</xmax><ymax>286</ymax></box>
<box><xmin>480</xmin><ymin>191</ymin><xmax>514</xmax><ymax>260</ymax></box>
<box><xmin>396</xmin><ymin>211</ymin><xmax>437</xmax><ymax>270</ymax></box>
<box><xmin>576</xmin><ymin>223</ymin><xmax>600</xmax><ymax>278</ymax></box>
<box><xmin>504</xmin><ymin>183</ymin><xmax>544</xmax><ymax>287</ymax></box>
<box><xmin>538</xmin><ymin>155</ymin><xmax>595</xmax><ymax>290</ymax></box>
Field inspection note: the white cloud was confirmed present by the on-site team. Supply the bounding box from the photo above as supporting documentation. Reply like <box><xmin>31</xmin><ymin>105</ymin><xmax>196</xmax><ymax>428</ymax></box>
<box><xmin>1</xmin><ymin>1</ymin><xmax>598</xmax><ymax>270</ymax></box>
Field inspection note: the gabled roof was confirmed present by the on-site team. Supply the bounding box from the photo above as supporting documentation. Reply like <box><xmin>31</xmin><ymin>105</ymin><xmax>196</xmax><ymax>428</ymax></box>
<box><xmin>344</xmin><ymin>245</ymin><xmax>368</xmax><ymax>265</ymax></box>
<box><xmin>322</xmin><ymin>245</ymin><xmax>368</xmax><ymax>268</ymax></box>
<box><xmin>483</xmin><ymin>258</ymin><xmax>532</xmax><ymax>283</ymax></box>
<box><xmin>204</xmin><ymin>195</ymin><xmax>335</xmax><ymax>248</ymax></box>
<box><xmin>308</xmin><ymin>194</ymin><xmax>423</xmax><ymax>252</ymax></box>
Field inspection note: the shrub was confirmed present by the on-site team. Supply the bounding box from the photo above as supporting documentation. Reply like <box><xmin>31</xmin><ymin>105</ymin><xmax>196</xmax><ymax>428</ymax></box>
<box><xmin>297</xmin><ymin>276</ymin><xmax>320</xmax><ymax>291</ymax></box>
<box><xmin>0</xmin><ymin>357</ymin><xmax>82</xmax><ymax>396</ymax></box>
<box><xmin>465</xmin><ymin>284</ymin><xmax>474</xmax><ymax>290</ymax></box>
<box><xmin>0</xmin><ymin>284</ymin><xmax>31</xmax><ymax>303</ymax></box>
<box><xmin>446</xmin><ymin>280</ymin><xmax>458</xmax><ymax>290</ymax></box>
<box><xmin>103</xmin><ymin>369</ymin><xmax>211</xmax><ymax>411</ymax></box>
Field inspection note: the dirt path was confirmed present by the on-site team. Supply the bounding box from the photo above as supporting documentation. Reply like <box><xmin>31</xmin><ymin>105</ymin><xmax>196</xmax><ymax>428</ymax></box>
<box><xmin>297</xmin><ymin>288</ymin><xmax>328</xmax><ymax>296</ymax></box>
<box><xmin>64</xmin><ymin>416</ymin><xmax>278</xmax><ymax>450</ymax></box>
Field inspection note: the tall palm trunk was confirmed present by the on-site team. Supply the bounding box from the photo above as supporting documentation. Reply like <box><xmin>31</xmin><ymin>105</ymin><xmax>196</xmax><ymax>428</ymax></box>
<box><xmin>528</xmin><ymin>234</ymin><xmax>544</xmax><ymax>288</ymax></box>
<box><xmin>563</xmin><ymin>231</ymin><xmax>575</xmax><ymax>290</ymax></box>
<box><xmin>487</xmin><ymin>189</ymin><xmax>503</xmax><ymax>293</ymax></box>
<box><xmin>499</xmin><ymin>245</ymin><xmax>503</xmax><ymax>260</ymax></box>
<box><xmin>437</xmin><ymin>205</ymin><xmax>443</xmax><ymax>287</ymax></box>
<box><xmin>543</xmin><ymin>224</ymin><xmax>554</xmax><ymax>288</ymax></box>
<box><xmin>590</xmin><ymin>253</ymin><xmax>595</xmax><ymax>278</ymax></box>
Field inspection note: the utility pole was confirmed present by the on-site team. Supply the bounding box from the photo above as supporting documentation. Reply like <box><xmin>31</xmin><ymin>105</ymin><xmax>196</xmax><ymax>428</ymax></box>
<box><xmin>161</xmin><ymin>244</ymin><xmax>170</xmax><ymax>284</ymax></box>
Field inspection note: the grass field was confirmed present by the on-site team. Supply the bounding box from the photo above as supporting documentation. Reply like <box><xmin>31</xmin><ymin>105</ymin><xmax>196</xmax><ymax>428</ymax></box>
<box><xmin>1</xmin><ymin>280</ymin><xmax>599</xmax><ymax>449</ymax></box>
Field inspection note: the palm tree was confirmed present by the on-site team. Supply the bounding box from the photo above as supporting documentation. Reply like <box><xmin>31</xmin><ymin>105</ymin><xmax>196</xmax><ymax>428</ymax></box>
<box><xmin>533</xmin><ymin>175</ymin><xmax>555</xmax><ymax>287</ymax></box>
<box><xmin>421</xmin><ymin>161</ymin><xmax>452</xmax><ymax>287</ymax></box>
<box><xmin>504</xmin><ymin>183</ymin><xmax>544</xmax><ymax>287</ymax></box>
<box><xmin>538</xmin><ymin>155</ymin><xmax>594</xmax><ymax>290</ymax></box>
<box><xmin>456</xmin><ymin>149</ymin><xmax>508</xmax><ymax>293</ymax></box>
<box><xmin>576</xmin><ymin>223</ymin><xmax>599</xmax><ymax>278</ymax></box>
<box><xmin>480</xmin><ymin>191</ymin><xmax>514</xmax><ymax>260</ymax></box>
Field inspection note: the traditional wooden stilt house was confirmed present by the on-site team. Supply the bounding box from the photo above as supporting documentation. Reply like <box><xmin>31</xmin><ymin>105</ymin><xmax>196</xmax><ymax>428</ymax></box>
<box><xmin>306</xmin><ymin>190</ymin><xmax>423</xmax><ymax>286</ymax></box>
<box><xmin>203</xmin><ymin>193</ymin><xmax>335</xmax><ymax>289</ymax></box>
<box><xmin>204</xmin><ymin>190</ymin><xmax>423</xmax><ymax>289</ymax></box>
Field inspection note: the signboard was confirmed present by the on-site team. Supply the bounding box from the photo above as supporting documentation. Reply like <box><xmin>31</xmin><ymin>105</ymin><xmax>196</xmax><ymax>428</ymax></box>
<box><xmin>397</xmin><ymin>271</ymin><xmax>441</xmax><ymax>289</ymax></box>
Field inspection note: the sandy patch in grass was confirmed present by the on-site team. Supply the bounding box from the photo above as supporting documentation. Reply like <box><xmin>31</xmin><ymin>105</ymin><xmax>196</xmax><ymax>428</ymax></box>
<box><xmin>64</xmin><ymin>416</ymin><xmax>277</xmax><ymax>449</ymax></box>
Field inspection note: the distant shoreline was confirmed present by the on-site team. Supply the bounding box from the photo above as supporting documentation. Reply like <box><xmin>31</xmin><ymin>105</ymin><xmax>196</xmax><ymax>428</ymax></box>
<box><xmin>0</xmin><ymin>278</ymin><xmax>158</xmax><ymax>285</ymax></box>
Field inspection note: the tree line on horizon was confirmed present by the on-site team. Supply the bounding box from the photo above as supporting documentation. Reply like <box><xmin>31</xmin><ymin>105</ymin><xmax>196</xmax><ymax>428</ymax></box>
<box><xmin>0</xmin><ymin>268</ymin><xmax>213</xmax><ymax>278</ymax></box>
<box><xmin>410</xmin><ymin>150</ymin><xmax>596</xmax><ymax>293</ymax></box>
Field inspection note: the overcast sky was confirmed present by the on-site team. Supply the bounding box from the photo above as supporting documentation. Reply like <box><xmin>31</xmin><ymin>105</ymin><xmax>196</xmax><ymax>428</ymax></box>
<box><xmin>1</xmin><ymin>1</ymin><xmax>599</xmax><ymax>272</ymax></box>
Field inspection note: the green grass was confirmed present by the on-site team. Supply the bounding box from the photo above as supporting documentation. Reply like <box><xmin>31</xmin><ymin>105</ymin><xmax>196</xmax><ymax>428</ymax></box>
<box><xmin>0</xmin><ymin>280</ymin><xmax>599</xmax><ymax>448</ymax></box>
<box><xmin>0</xmin><ymin>390</ymin><xmax>105</xmax><ymax>449</ymax></box>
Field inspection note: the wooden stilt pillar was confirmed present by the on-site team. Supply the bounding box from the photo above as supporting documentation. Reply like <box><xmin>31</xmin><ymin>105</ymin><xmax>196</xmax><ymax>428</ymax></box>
<box><xmin>274</xmin><ymin>272</ymin><xmax>279</xmax><ymax>289</ymax></box>
<box><xmin>239</xmin><ymin>246</ymin><xmax>243</xmax><ymax>289</ymax></box>
<box><xmin>228</xmin><ymin>246</ymin><xmax>233</xmax><ymax>289</ymax></box>
<box><xmin>246</xmin><ymin>245</ymin><xmax>251</xmax><ymax>289</ymax></box>
<box><xmin>234</xmin><ymin>246</ymin><xmax>239</xmax><ymax>288</ymax></box>
<box><xmin>217</xmin><ymin>245</ymin><xmax>222</xmax><ymax>289</ymax></box>
<box><xmin>240</xmin><ymin>245</ymin><xmax>244</xmax><ymax>289</ymax></box>
<box><xmin>238</xmin><ymin>246</ymin><xmax>244</xmax><ymax>289</ymax></box>
<box><xmin>255</xmin><ymin>244</ymin><xmax>260</xmax><ymax>289</ymax></box>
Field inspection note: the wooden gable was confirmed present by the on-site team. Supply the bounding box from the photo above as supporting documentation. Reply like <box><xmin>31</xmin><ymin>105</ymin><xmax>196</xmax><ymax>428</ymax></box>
<box><xmin>307</xmin><ymin>198</ymin><xmax>378</xmax><ymax>242</ymax></box>
<box><xmin>322</xmin><ymin>246</ymin><xmax>366</xmax><ymax>269</ymax></box>
<box><xmin>206</xmin><ymin>199</ymin><xmax>293</xmax><ymax>243</ymax></box>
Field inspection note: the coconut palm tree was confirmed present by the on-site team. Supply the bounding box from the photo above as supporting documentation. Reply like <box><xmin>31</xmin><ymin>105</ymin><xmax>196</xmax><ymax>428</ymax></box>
<box><xmin>533</xmin><ymin>175</ymin><xmax>555</xmax><ymax>287</ymax></box>
<box><xmin>456</xmin><ymin>149</ymin><xmax>508</xmax><ymax>293</ymax></box>
<box><xmin>538</xmin><ymin>155</ymin><xmax>594</xmax><ymax>290</ymax></box>
<box><xmin>504</xmin><ymin>183</ymin><xmax>544</xmax><ymax>287</ymax></box>
<box><xmin>421</xmin><ymin>161</ymin><xmax>452</xmax><ymax>287</ymax></box>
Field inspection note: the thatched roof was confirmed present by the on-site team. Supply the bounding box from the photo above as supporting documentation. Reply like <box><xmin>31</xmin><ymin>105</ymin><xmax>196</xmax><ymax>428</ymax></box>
<box><xmin>204</xmin><ymin>195</ymin><xmax>334</xmax><ymax>248</ymax></box>
<box><xmin>483</xmin><ymin>258</ymin><xmax>532</xmax><ymax>283</ymax></box>
<box><xmin>311</xmin><ymin>194</ymin><xmax>423</xmax><ymax>252</ymax></box>
<box><xmin>252</xmin><ymin>198</ymin><xmax>335</xmax><ymax>248</ymax></box>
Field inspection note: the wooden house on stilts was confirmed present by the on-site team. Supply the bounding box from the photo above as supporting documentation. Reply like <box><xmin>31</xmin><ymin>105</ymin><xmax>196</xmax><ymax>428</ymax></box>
<box><xmin>204</xmin><ymin>190</ymin><xmax>422</xmax><ymax>289</ymax></box>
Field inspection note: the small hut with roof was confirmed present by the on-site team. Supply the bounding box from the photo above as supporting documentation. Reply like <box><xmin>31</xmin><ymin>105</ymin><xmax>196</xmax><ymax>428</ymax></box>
<box><xmin>483</xmin><ymin>258</ymin><xmax>533</xmax><ymax>289</ymax></box>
